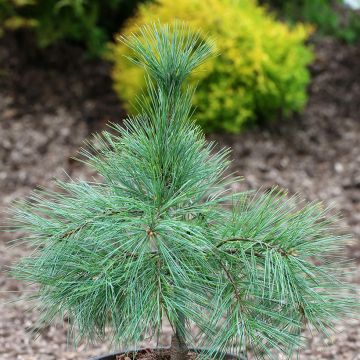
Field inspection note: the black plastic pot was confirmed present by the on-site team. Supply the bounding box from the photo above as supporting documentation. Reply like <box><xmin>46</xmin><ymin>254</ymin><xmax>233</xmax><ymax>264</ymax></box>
<box><xmin>92</xmin><ymin>347</ymin><xmax>246</xmax><ymax>360</ymax></box>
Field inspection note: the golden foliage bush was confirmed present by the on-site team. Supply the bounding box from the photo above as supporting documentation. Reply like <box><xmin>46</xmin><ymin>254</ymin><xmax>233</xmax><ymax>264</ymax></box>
<box><xmin>111</xmin><ymin>0</ymin><xmax>314</xmax><ymax>133</ymax></box>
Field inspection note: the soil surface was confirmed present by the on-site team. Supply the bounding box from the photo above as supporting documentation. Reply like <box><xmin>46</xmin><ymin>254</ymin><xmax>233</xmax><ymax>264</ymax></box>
<box><xmin>113</xmin><ymin>348</ymin><xmax>241</xmax><ymax>360</ymax></box>
<box><xmin>0</xmin><ymin>32</ymin><xmax>360</xmax><ymax>359</ymax></box>
<box><xmin>115</xmin><ymin>349</ymin><xmax>198</xmax><ymax>360</ymax></box>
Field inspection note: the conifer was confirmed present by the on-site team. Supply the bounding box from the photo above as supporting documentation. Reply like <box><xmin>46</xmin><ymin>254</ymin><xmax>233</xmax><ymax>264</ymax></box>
<box><xmin>11</xmin><ymin>23</ymin><xmax>356</xmax><ymax>359</ymax></box>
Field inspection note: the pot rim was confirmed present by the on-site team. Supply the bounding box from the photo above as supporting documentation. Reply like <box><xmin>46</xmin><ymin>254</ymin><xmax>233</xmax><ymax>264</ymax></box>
<box><xmin>91</xmin><ymin>347</ymin><xmax>244</xmax><ymax>360</ymax></box>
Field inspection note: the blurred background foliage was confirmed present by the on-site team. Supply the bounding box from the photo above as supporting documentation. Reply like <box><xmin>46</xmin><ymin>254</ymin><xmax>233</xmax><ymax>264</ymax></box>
<box><xmin>262</xmin><ymin>0</ymin><xmax>360</xmax><ymax>44</ymax></box>
<box><xmin>1</xmin><ymin>0</ymin><xmax>359</xmax><ymax>56</ymax></box>
<box><xmin>0</xmin><ymin>0</ymin><xmax>145</xmax><ymax>56</ymax></box>
<box><xmin>0</xmin><ymin>0</ymin><xmax>359</xmax><ymax>132</ymax></box>
<box><xmin>111</xmin><ymin>0</ymin><xmax>313</xmax><ymax>133</ymax></box>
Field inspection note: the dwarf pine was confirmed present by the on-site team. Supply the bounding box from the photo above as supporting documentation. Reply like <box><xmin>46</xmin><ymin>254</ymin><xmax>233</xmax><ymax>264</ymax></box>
<box><xmin>10</xmin><ymin>23</ymin><xmax>356</xmax><ymax>360</ymax></box>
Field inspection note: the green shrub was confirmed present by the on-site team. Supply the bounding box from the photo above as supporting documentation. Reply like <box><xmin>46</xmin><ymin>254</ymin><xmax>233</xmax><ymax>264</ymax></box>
<box><xmin>0</xmin><ymin>0</ymin><xmax>145</xmax><ymax>56</ymax></box>
<box><xmin>0</xmin><ymin>0</ymin><xmax>36</xmax><ymax>37</ymax></box>
<box><xmin>111</xmin><ymin>0</ymin><xmax>313</xmax><ymax>133</ymax></box>
<box><xmin>262</xmin><ymin>0</ymin><xmax>360</xmax><ymax>43</ymax></box>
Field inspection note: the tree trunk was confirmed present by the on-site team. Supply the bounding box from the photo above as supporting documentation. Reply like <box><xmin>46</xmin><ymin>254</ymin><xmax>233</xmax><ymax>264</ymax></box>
<box><xmin>170</xmin><ymin>332</ymin><xmax>187</xmax><ymax>360</ymax></box>
<box><xmin>170</xmin><ymin>313</ymin><xmax>187</xmax><ymax>360</ymax></box>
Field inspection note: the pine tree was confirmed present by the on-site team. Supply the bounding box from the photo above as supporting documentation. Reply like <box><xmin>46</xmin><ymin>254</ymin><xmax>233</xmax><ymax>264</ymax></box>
<box><xmin>11</xmin><ymin>23</ymin><xmax>356</xmax><ymax>359</ymax></box>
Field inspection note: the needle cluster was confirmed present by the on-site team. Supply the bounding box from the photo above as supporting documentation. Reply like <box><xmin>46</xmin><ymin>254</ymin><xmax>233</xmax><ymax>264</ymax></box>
<box><xmin>11</xmin><ymin>23</ymin><xmax>356</xmax><ymax>359</ymax></box>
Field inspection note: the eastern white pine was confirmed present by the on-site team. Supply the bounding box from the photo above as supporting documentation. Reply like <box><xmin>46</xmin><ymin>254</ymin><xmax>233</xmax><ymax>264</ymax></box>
<box><xmin>10</xmin><ymin>23</ymin><xmax>357</xmax><ymax>359</ymax></box>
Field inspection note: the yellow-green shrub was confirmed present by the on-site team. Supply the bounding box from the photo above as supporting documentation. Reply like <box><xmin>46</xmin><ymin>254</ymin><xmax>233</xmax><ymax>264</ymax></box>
<box><xmin>111</xmin><ymin>0</ymin><xmax>314</xmax><ymax>133</ymax></box>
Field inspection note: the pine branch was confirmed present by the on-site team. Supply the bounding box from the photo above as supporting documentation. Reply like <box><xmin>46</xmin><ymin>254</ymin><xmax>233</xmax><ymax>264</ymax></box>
<box><xmin>58</xmin><ymin>208</ymin><xmax>144</xmax><ymax>240</ymax></box>
<box><xmin>216</xmin><ymin>237</ymin><xmax>293</xmax><ymax>257</ymax></box>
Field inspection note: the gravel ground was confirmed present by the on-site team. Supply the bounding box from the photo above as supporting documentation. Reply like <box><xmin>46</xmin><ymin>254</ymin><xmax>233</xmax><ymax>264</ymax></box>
<box><xmin>0</xmin><ymin>32</ymin><xmax>359</xmax><ymax>359</ymax></box>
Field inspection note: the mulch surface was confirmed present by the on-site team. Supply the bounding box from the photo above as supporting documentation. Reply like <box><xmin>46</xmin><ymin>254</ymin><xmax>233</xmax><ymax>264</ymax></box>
<box><xmin>115</xmin><ymin>349</ymin><xmax>198</xmax><ymax>360</ymax></box>
<box><xmin>0</xmin><ymin>32</ymin><xmax>359</xmax><ymax>359</ymax></box>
